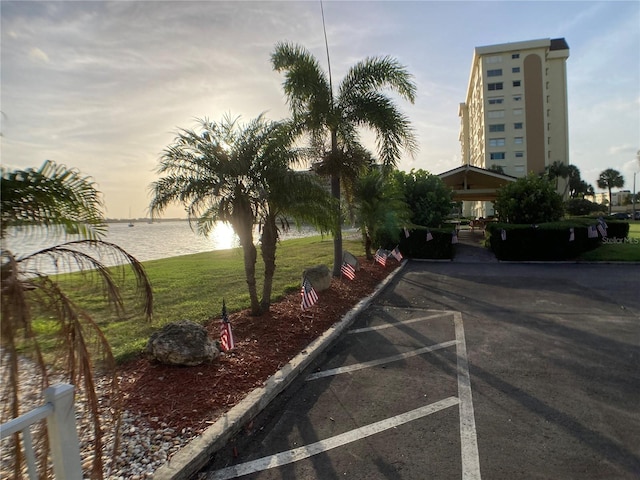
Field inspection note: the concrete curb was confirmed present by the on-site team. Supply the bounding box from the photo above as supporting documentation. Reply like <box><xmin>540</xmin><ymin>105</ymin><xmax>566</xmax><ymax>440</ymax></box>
<box><xmin>153</xmin><ymin>260</ymin><xmax>408</xmax><ymax>480</ymax></box>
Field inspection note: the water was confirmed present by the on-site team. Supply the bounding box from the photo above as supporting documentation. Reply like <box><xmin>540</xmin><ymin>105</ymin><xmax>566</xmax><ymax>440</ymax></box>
<box><xmin>2</xmin><ymin>220</ymin><xmax>320</xmax><ymax>274</ymax></box>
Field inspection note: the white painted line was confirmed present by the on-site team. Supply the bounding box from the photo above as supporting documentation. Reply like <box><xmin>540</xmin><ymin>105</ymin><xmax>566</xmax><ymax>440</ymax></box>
<box><xmin>348</xmin><ymin>312</ymin><xmax>452</xmax><ymax>334</ymax></box>
<box><xmin>204</xmin><ymin>396</ymin><xmax>460</xmax><ymax>480</ymax></box>
<box><xmin>305</xmin><ymin>339</ymin><xmax>459</xmax><ymax>381</ymax></box>
<box><xmin>454</xmin><ymin>312</ymin><xmax>482</xmax><ymax>479</ymax></box>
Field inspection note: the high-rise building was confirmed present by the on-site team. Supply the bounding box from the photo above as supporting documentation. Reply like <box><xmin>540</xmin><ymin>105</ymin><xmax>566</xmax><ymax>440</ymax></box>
<box><xmin>458</xmin><ymin>38</ymin><xmax>570</xmax><ymax>217</ymax></box>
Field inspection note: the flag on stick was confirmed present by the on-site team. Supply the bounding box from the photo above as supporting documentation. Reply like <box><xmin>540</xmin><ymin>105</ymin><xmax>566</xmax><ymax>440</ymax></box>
<box><xmin>341</xmin><ymin>262</ymin><xmax>356</xmax><ymax>280</ymax></box>
<box><xmin>501</xmin><ymin>229</ymin><xmax>507</xmax><ymax>241</ymax></box>
<box><xmin>587</xmin><ymin>225</ymin><xmax>598</xmax><ymax>238</ymax></box>
<box><xmin>451</xmin><ymin>230</ymin><xmax>459</xmax><ymax>244</ymax></box>
<box><xmin>301</xmin><ymin>277</ymin><xmax>318</xmax><ymax>310</ymax></box>
<box><xmin>404</xmin><ymin>227</ymin><xmax>410</xmax><ymax>238</ymax></box>
<box><xmin>391</xmin><ymin>246</ymin><xmax>403</xmax><ymax>261</ymax></box>
<box><xmin>426</xmin><ymin>230</ymin><xmax>433</xmax><ymax>242</ymax></box>
<box><xmin>374</xmin><ymin>249</ymin><xmax>387</xmax><ymax>266</ymax></box>
<box><xmin>597</xmin><ymin>223</ymin><xmax>607</xmax><ymax>237</ymax></box>
<box><xmin>569</xmin><ymin>228</ymin><xmax>575</xmax><ymax>242</ymax></box>
<box><xmin>220</xmin><ymin>300</ymin><xmax>235</xmax><ymax>352</ymax></box>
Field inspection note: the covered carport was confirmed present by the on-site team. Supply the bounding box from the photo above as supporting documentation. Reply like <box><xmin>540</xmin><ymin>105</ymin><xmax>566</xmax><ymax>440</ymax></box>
<box><xmin>438</xmin><ymin>164</ymin><xmax>517</xmax><ymax>202</ymax></box>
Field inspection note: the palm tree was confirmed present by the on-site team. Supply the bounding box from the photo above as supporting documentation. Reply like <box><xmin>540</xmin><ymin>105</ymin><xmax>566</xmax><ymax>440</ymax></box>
<box><xmin>271</xmin><ymin>42</ymin><xmax>417</xmax><ymax>276</ymax></box>
<box><xmin>352</xmin><ymin>169</ymin><xmax>410</xmax><ymax>259</ymax></box>
<box><xmin>150</xmin><ymin>114</ymin><xmax>334</xmax><ymax>315</ymax></box>
<box><xmin>1</xmin><ymin>160</ymin><xmax>153</xmax><ymax>480</ymax></box>
<box><xmin>597</xmin><ymin>168</ymin><xmax>625</xmax><ymax>214</ymax></box>
<box><xmin>545</xmin><ymin>160</ymin><xmax>570</xmax><ymax>192</ymax></box>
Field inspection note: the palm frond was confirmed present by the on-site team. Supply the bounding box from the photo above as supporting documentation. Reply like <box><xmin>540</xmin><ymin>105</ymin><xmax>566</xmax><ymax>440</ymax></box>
<box><xmin>338</xmin><ymin>55</ymin><xmax>417</xmax><ymax>103</ymax></box>
<box><xmin>0</xmin><ymin>160</ymin><xmax>106</xmax><ymax>241</ymax></box>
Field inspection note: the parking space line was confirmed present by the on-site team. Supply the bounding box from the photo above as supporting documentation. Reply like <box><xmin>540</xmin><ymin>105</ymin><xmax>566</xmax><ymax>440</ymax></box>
<box><xmin>305</xmin><ymin>340</ymin><xmax>458</xmax><ymax>381</ymax></box>
<box><xmin>348</xmin><ymin>312</ymin><xmax>452</xmax><ymax>334</ymax></box>
<box><xmin>454</xmin><ymin>312</ymin><xmax>481</xmax><ymax>479</ymax></box>
<box><xmin>204</xmin><ymin>396</ymin><xmax>460</xmax><ymax>480</ymax></box>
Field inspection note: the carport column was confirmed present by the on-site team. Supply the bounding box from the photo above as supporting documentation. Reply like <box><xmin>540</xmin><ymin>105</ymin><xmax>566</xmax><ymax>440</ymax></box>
<box><xmin>454</xmin><ymin>312</ymin><xmax>482</xmax><ymax>479</ymax></box>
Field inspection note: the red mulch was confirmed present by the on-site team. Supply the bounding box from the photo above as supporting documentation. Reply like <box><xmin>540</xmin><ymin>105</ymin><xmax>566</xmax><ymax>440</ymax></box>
<box><xmin>117</xmin><ymin>257</ymin><xmax>398</xmax><ymax>435</ymax></box>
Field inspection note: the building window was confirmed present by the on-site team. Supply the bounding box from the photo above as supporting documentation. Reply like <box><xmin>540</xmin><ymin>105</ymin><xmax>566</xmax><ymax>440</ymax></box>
<box><xmin>489</xmin><ymin>124</ymin><xmax>505</xmax><ymax>132</ymax></box>
<box><xmin>489</xmin><ymin>138</ymin><xmax>506</xmax><ymax>147</ymax></box>
<box><xmin>487</xmin><ymin>110</ymin><xmax>505</xmax><ymax>119</ymax></box>
<box><xmin>486</xmin><ymin>55</ymin><xmax>502</xmax><ymax>64</ymax></box>
<box><xmin>514</xmin><ymin>122</ymin><xmax>523</xmax><ymax>129</ymax></box>
<box><xmin>513</xmin><ymin>95</ymin><xmax>522</xmax><ymax>101</ymax></box>
<box><xmin>515</xmin><ymin>152</ymin><xmax>524</xmax><ymax>158</ymax></box>
<box><xmin>488</xmin><ymin>97</ymin><xmax>504</xmax><ymax>105</ymax></box>
<box><xmin>512</xmin><ymin>67</ymin><xmax>520</xmax><ymax>73</ymax></box>
<box><xmin>513</xmin><ymin>108</ymin><xmax>523</xmax><ymax>116</ymax></box>
<box><xmin>512</xmin><ymin>53</ymin><xmax>520</xmax><ymax>59</ymax></box>
<box><xmin>488</xmin><ymin>82</ymin><xmax>503</xmax><ymax>91</ymax></box>
<box><xmin>514</xmin><ymin>137</ymin><xmax>524</xmax><ymax>144</ymax></box>
<box><xmin>487</xmin><ymin>69</ymin><xmax>503</xmax><ymax>77</ymax></box>
<box><xmin>513</xmin><ymin>80</ymin><xmax>521</xmax><ymax>87</ymax></box>
<box><xmin>490</xmin><ymin>152</ymin><xmax>506</xmax><ymax>160</ymax></box>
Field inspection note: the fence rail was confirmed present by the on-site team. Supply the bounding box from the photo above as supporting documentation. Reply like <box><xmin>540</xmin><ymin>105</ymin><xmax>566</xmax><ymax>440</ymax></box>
<box><xmin>0</xmin><ymin>383</ymin><xmax>83</xmax><ymax>480</ymax></box>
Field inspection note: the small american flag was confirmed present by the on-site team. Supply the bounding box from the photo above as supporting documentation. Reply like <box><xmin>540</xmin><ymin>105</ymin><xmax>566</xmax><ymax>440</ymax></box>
<box><xmin>391</xmin><ymin>246</ymin><xmax>403</xmax><ymax>261</ymax></box>
<box><xmin>404</xmin><ymin>228</ymin><xmax>410</xmax><ymax>238</ymax></box>
<box><xmin>501</xmin><ymin>229</ymin><xmax>507</xmax><ymax>241</ymax></box>
<box><xmin>220</xmin><ymin>300</ymin><xmax>235</xmax><ymax>352</ymax></box>
<box><xmin>374</xmin><ymin>249</ymin><xmax>387</xmax><ymax>266</ymax></box>
<box><xmin>341</xmin><ymin>262</ymin><xmax>356</xmax><ymax>280</ymax></box>
<box><xmin>597</xmin><ymin>223</ymin><xmax>607</xmax><ymax>237</ymax></box>
<box><xmin>426</xmin><ymin>231</ymin><xmax>433</xmax><ymax>242</ymax></box>
<box><xmin>587</xmin><ymin>225</ymin><xmax>598</xmax><ymax>238</ymax></box>
<box><xmin>451</xmin><ymin>231</ymin><xmax>459</xmax><ymax>244</ymax></box>
<box><xmin>569</xmin><ymin>228</ymin><xmax>575</xmax><ymax>242</ymax></box>
<box><xmin>301</xmin><ymin>277</ymin><xmax>318</xmax><ymax>310</ymax></box>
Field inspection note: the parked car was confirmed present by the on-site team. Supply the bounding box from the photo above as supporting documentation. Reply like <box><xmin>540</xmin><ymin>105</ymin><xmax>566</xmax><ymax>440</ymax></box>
<box><xmin>609</xmin><ymin>212</ymin><xmax>631</xmax><ymax>220</ymax></box>
<box><xmin>634</xmin><ymin>211</ymin><xmax>640</xmax><ymax>220</ymax></box>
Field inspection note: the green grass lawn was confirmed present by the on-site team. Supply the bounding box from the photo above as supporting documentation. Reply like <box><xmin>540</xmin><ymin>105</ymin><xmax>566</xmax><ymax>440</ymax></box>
<box><xmin>35</xmin><ymin>235</ymin><xmax>366</xmax><ymax>362</ymax></box>
<box><xmin>578</xmin><ymin>221</ymin><xmax>640</xmax><ymax>262</ymax></box>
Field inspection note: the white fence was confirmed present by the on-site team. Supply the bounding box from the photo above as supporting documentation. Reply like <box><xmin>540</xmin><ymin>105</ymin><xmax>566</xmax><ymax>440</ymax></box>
<box><xmin>0</xmin><ymin>383</ymin><xmax>83</xmax><ymax>480</ymax></box>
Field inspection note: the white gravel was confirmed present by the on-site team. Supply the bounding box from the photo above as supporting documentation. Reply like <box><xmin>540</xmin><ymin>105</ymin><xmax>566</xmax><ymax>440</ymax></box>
<box><xmin>1</xmin><ymin>349</ymin><xmax>196</xmax><ymax>479</ymax></box>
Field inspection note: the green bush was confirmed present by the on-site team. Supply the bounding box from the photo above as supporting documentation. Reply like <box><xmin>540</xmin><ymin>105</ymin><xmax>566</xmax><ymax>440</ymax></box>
<box><xmin>390</xmin><ymin>227</ymin><xmax>455</xmax><ymax>259</ymax></box>
<box><xmin>494</xmin><ymin>173</ymin><xmax>563</xmax><ymax>224</ymax></box>
<box><xmin>393</xmin><ymin>169</ymin><xmax>452</xmax><ymax>227</ymax></box>
<box><xmin>486</xmin><ymin>219</ymin><xmax>629</xmax><ymax>260</ymax></box>
<box><xmin>564</xmin><ymin>198</ymin><xmax>606</xmax><ymax>216</ymax></box>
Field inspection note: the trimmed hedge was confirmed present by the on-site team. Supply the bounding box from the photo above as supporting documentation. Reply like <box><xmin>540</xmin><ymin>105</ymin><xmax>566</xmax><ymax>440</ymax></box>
<box><xmin>387</xmin><ymin>227</ymin><xmax>455</xmax><ymax>259</ymax></box>
<box><xmin>486</xmin><ymin>219</ymin><xmax>630</xmax><ymax>260</ymax></box>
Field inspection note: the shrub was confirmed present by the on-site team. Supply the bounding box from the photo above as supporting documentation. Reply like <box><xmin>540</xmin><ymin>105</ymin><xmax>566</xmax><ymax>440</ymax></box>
<box><xmin>564</xmin><ymin>198</ymin><xmax>606</xmax><ymax>216</ymax></box>
<box><xmin>494</xmin><ymin>173</ymin><xmax>563</xmax><ymax>224</ymax></box>
<box><xmin>393</xmin><ymin>169</ymin><xmax>452</xmax><ymax>227</ymax></box>
<box><xmin>391</xmin><ymin>227</ymin><xmax>454</xmax><ymax>259</ymax></box>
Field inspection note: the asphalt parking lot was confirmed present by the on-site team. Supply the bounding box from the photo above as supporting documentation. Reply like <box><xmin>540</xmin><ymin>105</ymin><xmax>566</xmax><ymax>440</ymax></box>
<box><xmin>197</xmin><ymin>262</ymin><xmax>640</xmax><ymax>480</ymax></box>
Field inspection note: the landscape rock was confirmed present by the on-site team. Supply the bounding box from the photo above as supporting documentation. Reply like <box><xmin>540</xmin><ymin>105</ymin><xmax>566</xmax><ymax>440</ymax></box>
<box><xmin>302</xmin><ymin>264</ymin><xmax>331</xmax><ymax>292</ymax></box>
<box><xmin>145</xmin><ymin>321</ymin><xmax>219</xmax><ymax>366</ymax></box>
<box><xmin>342</xmin><ymin>251</ymin><xmax>360</xmax><ymax>271</ymax></box>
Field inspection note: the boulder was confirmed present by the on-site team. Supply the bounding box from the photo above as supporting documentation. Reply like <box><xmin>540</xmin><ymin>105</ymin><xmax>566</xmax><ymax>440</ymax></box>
<box><xmin>342</xmin><ymin>250</ymin><xmax>360</xmax><ymax>271</ymax></box>
<box><xmin>302</xmin><ymin>264</ymin><xmax>331</xmax><ymax>292</ymax></box>
<box><xmin>145</xmin><ymin>320</ymin><xmax>220</xmax><ymax>366</ymax></box>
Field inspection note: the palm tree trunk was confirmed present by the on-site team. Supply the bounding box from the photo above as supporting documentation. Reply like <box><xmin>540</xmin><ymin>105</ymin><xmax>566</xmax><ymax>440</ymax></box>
<box><xmin>608</xmin><ymin>187</ymin><xmax>612</xmax><ymax>215</ymax></box>
<box><xmin>260</xmin><ymin>214</ymin><xmax>278</xmax><ymax>312</ymax></box>
<box><xmin>234</xmin><ymin>216</ymin><xmax>261</xmax><ymax>315</ymax></box>
<box><xmin>330</xmin><ymin>129</ymin><xmax>342</xmax><ymax>277</ymax></box>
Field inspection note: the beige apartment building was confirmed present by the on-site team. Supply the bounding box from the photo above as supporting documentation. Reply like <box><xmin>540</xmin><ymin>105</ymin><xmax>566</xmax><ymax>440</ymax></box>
<box><xmin>457</xmin><ymin>38</ymin><xmax>570</xmax><ymax>217</ymax></box>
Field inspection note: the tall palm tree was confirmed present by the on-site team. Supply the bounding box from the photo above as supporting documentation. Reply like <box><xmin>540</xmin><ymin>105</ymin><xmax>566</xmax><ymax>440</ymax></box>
<box><xmin>1</xmin><ymin>160</ymin><xmax>153</xmax><ymax>480</ymax></box>
<box><xmin>597</xmin><ymin>168</ymin><xmax>625</xmax><ymax>214</ymax></box>
<box><xmin>545</xmin><ymin>160</ymin><xmax>570</xmax><ymax>192</ymax></box>
<box><xmin>271</xmin><ymin>42</ymin><xmax>417</xmax><ymax>276</ymax></box>
<box><xmin>150</xmin><ymin>114</ymin><xmax>334</xmax><ymax>315</ymax></box>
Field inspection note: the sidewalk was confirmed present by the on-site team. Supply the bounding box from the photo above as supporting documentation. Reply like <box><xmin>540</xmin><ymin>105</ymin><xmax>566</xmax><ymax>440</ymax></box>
<box><xmin>453</xmin><ymin>229</ymin><xmax>498</xmax><ymax>263</ymax></box>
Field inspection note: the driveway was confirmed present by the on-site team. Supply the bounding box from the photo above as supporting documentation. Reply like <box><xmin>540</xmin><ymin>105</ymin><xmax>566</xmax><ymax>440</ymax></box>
<box><xmin>197</xmin><ymin>262</ymin><xmax>640</xmax><ymax>479</ymax></box>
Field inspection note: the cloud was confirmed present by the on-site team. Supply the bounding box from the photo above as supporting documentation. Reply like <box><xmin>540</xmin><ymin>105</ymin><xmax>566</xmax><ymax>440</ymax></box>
<box><xmin>28</xmin><ymin>47</ymin><xmax>49</xmax><ymax>63</ymax></box>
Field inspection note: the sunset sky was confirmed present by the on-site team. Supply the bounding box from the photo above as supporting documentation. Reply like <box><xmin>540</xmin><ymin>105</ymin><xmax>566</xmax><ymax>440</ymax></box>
<box><xmin>2</xmin><ymin>1</ymin><xmax>639</xmax><ymax>219</ymax></box>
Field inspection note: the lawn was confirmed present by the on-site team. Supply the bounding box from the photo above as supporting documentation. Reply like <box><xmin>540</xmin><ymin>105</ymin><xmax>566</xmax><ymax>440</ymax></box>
<box><xmin>578</xmin><ymin>221</ymin><xmax>640</xmax><ymax>262</ymax></box>
<box><xmin>35</xmin><ymin>234</ymin><xmax>366</xmax><ymax>362</ymax></box>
